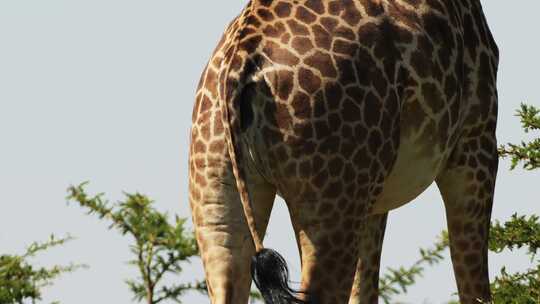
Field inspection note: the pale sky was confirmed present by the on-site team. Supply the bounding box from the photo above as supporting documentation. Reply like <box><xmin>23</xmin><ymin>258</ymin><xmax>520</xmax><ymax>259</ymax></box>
<box><xmin>0</xmin><ymin>1</ymin><xmax>539</xmax><ymax>303</ymax></box>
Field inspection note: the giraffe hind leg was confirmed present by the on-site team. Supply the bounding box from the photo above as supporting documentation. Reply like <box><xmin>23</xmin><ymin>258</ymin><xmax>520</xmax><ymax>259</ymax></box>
<box><xmin>436</xmin><ymin>131</ymin><xmax>498</xmax><ymax>304</ymax></box>
<box><xmin>285</xmin><ymin>186</ymin><xmax>388</xmax><ymax>304</ymax></box>
<box><xmin>348</xmin><ymin>213</ymin><xmax>388</xmax><ymax>304</ymax></box>
<box><xmin>189</xmin><ymin>147</ymin><xmax>276</xmax><ymax>304</ymax></box>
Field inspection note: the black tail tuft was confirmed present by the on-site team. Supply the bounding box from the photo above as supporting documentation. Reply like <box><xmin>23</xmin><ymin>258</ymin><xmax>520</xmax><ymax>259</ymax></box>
<box><xmin>251</xmin><ymin>248</ymin><xmax>309</xmax><ymax>304</ymax></box>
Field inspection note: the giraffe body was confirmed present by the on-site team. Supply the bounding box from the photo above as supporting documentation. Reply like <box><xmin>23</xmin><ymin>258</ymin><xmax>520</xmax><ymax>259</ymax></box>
<box><xmin>189</xmin><ymin>1</ymin><xmax>498</xmax><ymax>303</ymax></box>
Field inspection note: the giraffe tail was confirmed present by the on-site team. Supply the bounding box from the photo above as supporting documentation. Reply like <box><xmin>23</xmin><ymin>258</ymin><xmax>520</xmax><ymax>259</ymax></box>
<box><xmin>217</xmin><ymin>5</ymin><xmax>308</xmax><ymax>303</ymax></box>
<box><xmin>252</xmin><ymin>249</ymin><xmax>308</xmax><ymax>304</ymax></box>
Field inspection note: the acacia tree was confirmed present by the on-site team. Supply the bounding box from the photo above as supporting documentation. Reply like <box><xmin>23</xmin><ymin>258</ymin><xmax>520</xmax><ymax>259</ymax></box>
<box><xmin>499</xmin><ymin>104</ymin><xmax>540</xmax><ymax>170</ymax></box>
<box><xmin>0</xmin><ymin>235</ymin><xmax>84</xmax><ymax>304</ymax></box>
<box><xmin>67</xmin><ymin>183</ymin><xmax>205</xmax><ymax>304</ymax></box>
<box><xmin>491</xmin><ymin>103</ymin><xmax>540</xmax><ymax>303</ymax></box>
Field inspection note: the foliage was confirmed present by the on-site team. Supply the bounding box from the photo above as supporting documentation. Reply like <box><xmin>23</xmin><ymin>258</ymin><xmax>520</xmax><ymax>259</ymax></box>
<box><xmin>489</xmin><ymin>265</ymin><xmax>540</xmax><ymax>304</ymax></box>
<box><xmin>490</xmin><ymin>104</ymin><xmax>540</xmax><ymax>303</ymax></box>
<box><xmin>489</xmin><ymin>214</ymin><xmax>540</xmax><ymax>255</ymax></box>
<box><xmin>67</xmin><ymin>183</ymin><xmax>205</xmax><ymax>304</ymax></box>
<box><xmin>489</xmin><ymin>215</ymin><xmax>540</xmax><ymax>304</ymax></box>
<box><xmin>499</xmin><ymin>103</ymin><xmax>540</xmax><ymax>170</ymax></box>
<box><xmin>0</xmin><ymin>235</ymin><xmax>84</xmax><ymax>304</ymax></box>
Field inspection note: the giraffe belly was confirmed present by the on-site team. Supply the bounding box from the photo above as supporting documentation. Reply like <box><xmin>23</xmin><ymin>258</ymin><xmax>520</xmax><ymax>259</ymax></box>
<box><xmin>372</xmin><ymin>136</ymin><xmax>446</xmax><ymax>214</ymax></box>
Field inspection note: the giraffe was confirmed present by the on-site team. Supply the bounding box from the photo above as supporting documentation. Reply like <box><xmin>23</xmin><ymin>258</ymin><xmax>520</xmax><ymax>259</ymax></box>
<box><xmin>188</xmin><ymin>0</ymin><xmax>499</xmax><ymax>303</ymax></box>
